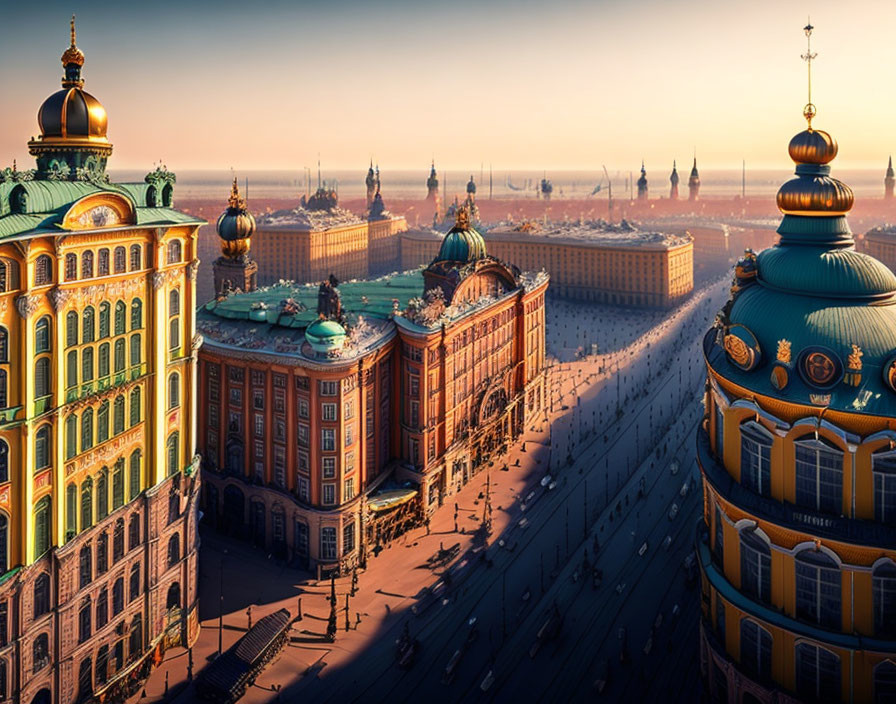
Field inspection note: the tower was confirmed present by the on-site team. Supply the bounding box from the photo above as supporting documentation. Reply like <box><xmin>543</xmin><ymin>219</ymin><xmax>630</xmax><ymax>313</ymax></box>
<box><xmin>636</xmin><ymin>161</ymin><xmax>648</xmax><ymax>200</ymax></box>
<box><xmin>669</xmin><ymin>161</ymin><xmax>680</xmax><ymax>200</ymax></box>
<box><xmin>426</xmin><ymin>160</ymin><xmax>441</xmax><ymax>222</ymax></box>
<box><xmin>365</xmin><ymin>161</ymin><xmax>376</xmax><ymax>209</ymax></box>
<box><xmin>886</xmin><ymin>156</ymin><xmax>894</xmax><ymax>200</ymax></box>
<box><xmin>214</xmin><ymin>177</ymin><xmax>258</xmax><ymax>297</ymax></box>
<box><xmin>466</xmin><ymin>174</ymin><xmax>477</xmax><ymax>202</ymax></box>
<box><xmin>688</xmin><ymin>157</ymin><xmax>701</xmax><ymax>201</ymax></box>
<box><xmin>697</xmin><ymin>23</ymin><xmax>896</xmax><ymax>704</ymax></box>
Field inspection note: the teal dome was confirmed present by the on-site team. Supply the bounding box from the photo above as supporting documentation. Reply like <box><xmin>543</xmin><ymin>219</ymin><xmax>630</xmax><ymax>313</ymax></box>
<box><xmin>306</xmin><ymin>319</ymin><xmax>347</xmax><ymax>355</ymax></box>
<box><xmin>435</xmin><ymin>210</ymin><xmax>487</xmax><ymax>263</ymax></box>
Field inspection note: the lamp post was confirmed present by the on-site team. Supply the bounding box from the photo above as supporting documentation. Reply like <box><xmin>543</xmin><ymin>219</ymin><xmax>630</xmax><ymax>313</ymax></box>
<box><xmin>326</xmin><ymin>574</ymin><xmax>337</xmax><ymax>642</ymax></box>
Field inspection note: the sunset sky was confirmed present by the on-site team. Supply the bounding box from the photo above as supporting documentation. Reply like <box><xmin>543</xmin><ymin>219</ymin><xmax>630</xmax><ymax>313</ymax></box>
<box><xmin>1</xmin><ymin>0</ymin><xmax>894</xmax><ymax>172</ymax></box>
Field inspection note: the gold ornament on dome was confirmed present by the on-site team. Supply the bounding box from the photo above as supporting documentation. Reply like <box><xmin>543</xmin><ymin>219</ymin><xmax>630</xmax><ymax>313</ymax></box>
<box><xmin>847</xmin><ymin>344</ymin><xmax>863</xmax><ymax>371</ymax></box>
<box><xmin>804</xmin><ymin>351</ymin><xmax>836</xmax><ymax>385</ymax></box>
<box><xmin>884</xmin><ymin>357</ymin><xmax>896</xmax><ymax>393</ymax></box>
<box><xmin>724</xmin><ymin>334</ymin><xmax>752</xmax><ymax>369</ymax></box>
<box><xmin>777</xmin><ymin>339</ymin><xmax>792</xmax><ymax>364</ymax></box>
<box><xmin>228</xmin><ymin>176</ymin><xmax>246</xmax><ymax>211</ymax></box>
<box><xmin>455</xmin><ymin>204</ymin><xmax>471</xmax><ymax>230</ymax></box>
<box><xmin>61</xmin><ymin>15</ymin><xmax>85</xmax><ymax>68</ymax></box>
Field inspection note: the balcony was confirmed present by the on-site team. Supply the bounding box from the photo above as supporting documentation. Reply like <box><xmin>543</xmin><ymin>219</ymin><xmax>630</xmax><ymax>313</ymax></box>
<box><xmin>697</xmin><ymin>426</ymin><xmax>896</xmax><ymax>549</ymax></box>
<box><xmin>33</xmin><ymin>395</ymin><xmax>51</xmax><ymax>416</ymax></box>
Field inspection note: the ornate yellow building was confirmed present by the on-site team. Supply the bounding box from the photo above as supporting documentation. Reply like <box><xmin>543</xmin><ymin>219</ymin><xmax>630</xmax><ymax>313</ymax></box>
<box><xmin>697</xmin><ymin>33</ymin><xmax>896</xmax><ymax>704</ymax></box>
<box><xmin>0</xmin><ymin>21</ymin><xmax>202</xmax><ymax>704</ymax></box>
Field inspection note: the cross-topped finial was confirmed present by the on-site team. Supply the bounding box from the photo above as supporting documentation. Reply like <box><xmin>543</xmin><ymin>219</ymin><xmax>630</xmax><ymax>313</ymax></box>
<box><xmin>801</xmin><ymin>19</ymin><xmax>817</xmax><ymax>128</ymax></box>
<box><xmin>70</xmin><ymin>15</ymin><xmax>76</xmax><ymax>46</ymax></box>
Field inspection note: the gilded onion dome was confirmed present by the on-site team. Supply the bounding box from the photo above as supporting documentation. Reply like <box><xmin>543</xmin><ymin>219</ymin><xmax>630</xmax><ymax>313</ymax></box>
<box><xmin>216</xmin><ymin>177</ymin><xmax>255</xmax><ymax>258</ymax></box>
<box><xmin>435</xmin><ymin>205</ymin><xmax>487</xmax><ymax>263</ymax></box>
<box><xmin>776</xmin><ymin>126</ymin><xmax>854</xmax><ymax>216</ymax></box>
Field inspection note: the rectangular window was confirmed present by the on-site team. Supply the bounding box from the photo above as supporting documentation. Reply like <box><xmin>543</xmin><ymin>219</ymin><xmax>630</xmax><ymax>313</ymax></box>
<box><xmin>344</xmin><ymin>400</ymin><xmax>355</xmax><ymax>419</ymax></box>
<box><xmin>297</xmin><ymin>423</ymin><xmax>309</xmax><ymax>448</ymax></box>
<box><xmin>320</xmin><ymin>380</ymin><xmax>338</xmax><ymax>396</ymax></box>
<box><xmin>298</xmin><ymin>399</ymin><xmax>309</xmax><ymax>419</ymax></box>
<box><xmin>254</xmin><ymin>441</ymin><xmax>264</xmax><ymax>460</ymax></box>
<box><xmin>344</xmin><ymin>477</ymin><xmax>354</xmax><ymax>501</ymax></box>
<box><xmin>254</xmin><ymin>462</ymin><xmax>264</xmax><ymax>482</ymax></box>
<box><xmin>345</xmin><ymin>451</ymin><xmax>355</xmax><ymax>473</ymax></box>
<box><xmin>208</xmin><ymin>404</ymin><xmax>219</xmax><ymax>427</ymax></box>
<box><xmin>321</xmin><ymin>428</ymin><xmax>335</xmax><ymax>452</ymax></box>
<box><xmin>229</xmin><ymin>387</ymin><xmax>242</xmax><ymax>407</ymax></box>
<box><xmin>321</xmin><ymin>526</ymin><xmax>337</xmax><ymax>559</ymax></box>
<box><xmin>298</xmin><ymin>451</ymin><xmax>309</xmax><ymax>474</ymax></box>
<box><xmin>323</xmin><ymin>484</ymin><xmax>336</xmax><ymax>505</ymax></box>
<box><xmin>297</xmin><ymin>476</ymin><xmax>309</xmax><ymax>502</ymax></box>
<box><xmin>254</xmin><ymin>414</ymin><xmax>264</xmax><ymax>438</ymax></box>
<box><xmin>345</xmin><ymin>424</ymin><xmax>354</xmax><ymax>447</ymax></box>
<box><xmin>343</xmin><ymin>522</ymin><xmax>355</xmax><ymax>553</ymax></box>
<box><xmin>253</xmin><ymin>391</ymin><xmax>264</xmax><ymax>410</ymax></box>
<box><xmin>322</xmin><ymin>457</ymin><xmax>336</xmax><ymax>478</ymax></box>
<box><xmin>274</xmin><ymin>446</ymin><xmax>286</xmax><ymax>487</ymax></box>
<box><xmin>251</xmin><ymin>369</ymin><xmax>264</xmax><ymax>386</ymax></box>
<box><xmin>322</xmin><ymin>403</ymin><xmax>337</xmax><ymax>422</ymax></box>
<box><xmin>409</xmin><ymin>373</ymin><xmax>420</xmax><ymax>399</ymax></box>
<box><xmin>228</xmin><ymin>412</ymin><xmax>242</xmax><ymax>434</ymax></box>
<box><xmin>275</xmin><ymin>419</ymin><xmax>286</xmax><ymax>442</ymax></box>
<box><xmin>274</xmin><ymin>390</ymin><xmax>285</xmax><ymax>413</ymax></box>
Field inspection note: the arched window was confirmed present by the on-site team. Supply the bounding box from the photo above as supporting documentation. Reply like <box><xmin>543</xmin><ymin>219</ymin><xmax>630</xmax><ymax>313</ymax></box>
<box><xmin>34</xmin><ymin>255</ymin><xmax>52</xmax><ymax>286</ymax></box>
<box><xmin>80</xmin><ymin>478</ymin><xmax>93</xmax><ymax>531</ymax></box>
<box><xmin>874</xmin><ymin>661</ymin><xmax>896</xmax><ymax>704</ymax></box>
<box><xmin>113</xmin><ymin>246</ymin><xmax>126</xmax><ymax>273</ymax></box>
<box><xmin>795</xmin><ymin>549</ymin><xmax>841</xmax><ymax>629</ymax></box>
<box><xmin>96</xmin><ymin>532</ymin><xmax>107</xmax><ymax>574</ymax></box>
<box><xmin>795</xmin><ymin>642</ymin><xmax>840</xmax><ymax>703</ymax></box>
<box><xmin>169</xmin><ymin>289</ymin><xmax>180</xmax><ymax>316</ymax></box>
<box><xmin>794</xmin><ymin>435</ymin><xmax>843</xmax><ymax>514</ymax></box>
<box><xmin>77</xmin><ymin>656</ymin><xmax>93</xmax><ymax>701</ymax></box>
<box><xmin>114</xmin><ymin>339</ymin><xmax>125</xmax><ymax>373</ymax></box>
<box><xmin>129</xmin><ymin>387</ymin><xmax>141</xmax><ymax>427</ymax></box>
<box><xmin>78</xmin><ymin>597</ymin><xmax>91</xmax><ymax>642</ymax></box>
<box><xmin>80</xmin><ymin>408</ymin><xmax>93</xmax><ymax>453</ymax></box>
<box><xmin>95</xmin><ymin>645</ymin><xmax>108</xmax><ymax>685</ymax></box>
<box><xmin>65</xmin><ymin>253</ymin><xmax>78</xmax><ymax>281</ymax></box>
<box><xmin>65</xmin><ymin>415</ymin><xmax>77</xmax><ymax>459</ymax></box>
<box><xmin>129</xmin><ymin>244</ymin><xmax>141</xmax><ymax>271</ymax></box>
<box><xmin>98</xmin><ymin>248</ymin><xmax>110</xmax><ymax>276</ymax></box>
<box><xmin>740</xmin><ymin>528</ymin><xmax>771</xmax><ymax>604</ymax></box>
<box><xmin>99</xmin><ymin>302</ymin><xmax>110</xmax><ymax>338</ymax></box>
<box><xmin>81</xmin><ymin>346</ymin><xmax>94</xmax><ymax>382</ymax></box>
<box><xmin>66</xmin><ymin>350</ymin><xmax>78</xmax><ymax>389</ymax></box>
<box><xmin>167</xmin><ymin>432</ymin><xmax>179</xmax><ymax>477</ymax></box>
<box><xmin>130</xmin><ymin>298</ymin><xmax>142</xmax><ymax>330</ymax></box>
<box><xmin>95</xmin><ymin>588</ymin><xmax>108</xmax><ymax>629</ymax></box>
<box><xmin>0</xmin><ymin>440</ymin><xmax>8</xmax><ymax>483</ymax></box>
<box><xmin>33</xmin><ymin>572</ymin><xmax>50</xmax><ymax>618</ymax></box>
<box><xmin>66</xmin><ymin>311</ymin><xmax>78</xmax><ymax>347</ymax></box>
<box><xmin>112</xmin><ymin>577</ymin><xmax>124</xmax><ymax>615</ymax></box>
<box><xmin>78</xmin><ymin>544</ymin><xmax>91</xmax><ymax>588</ymax></box>
<box><xmin>168</xmin><ymin>373</ymin><xmax>180</xmax><ymax>409</ymax></box>
<box><xmin>0</xmin><ymin>369</ymin><xmax>6</xmax><ymax>410</ymax></box>
<box><xmin>740</xmin><ymin>421</ymin><xmax>773</xmax><ymax>496</ymax></box>
<box><xmin>114</xmin><ymin>301</ymin><xmax>126</xmax><ymax>335</ymax></box>
<box><xmin>34</xmin><ymin>425</ymin><xmax>51</xmax><ymax>470</ymax></box>
<box><xmin>34</xmin><ymin>356</ymin><xmax>50</xmax><ymax>399</ymax></box>
<box><xmin>128</xmin><ymin>512</ymin><xmax>140</xmax><ymax>550</ymax></box>
<box><xmin>166</xmin><ymin>582</ymin><xmax>181</xmax><ymax>609</ymax></box>
<box><xmin>873</xmin><ymin>561</ymin><xmax>896</xmax><ymax>638</ymax></box>
<box><xmin>97</xmin><ymin>401</ymin><xmax>109</xmax><ymax>443</ymax></box>
<box><xmin>713</xmin><ymin>504</ymin><xmax>724</xmax><ymax>565</ymax></box>
<box><xmin>739</xmin><ymin>618</ymin><xmax>772</xmax><ymax>683</ymax></box>
<box><xmin>129</xmin><ymin>613</ymin><xmax>142</xmax><ymax>656</ymax></box>
<box><xmin>96</xmin><ymin>468</ymin><xmax>108</xmax><ymax>520</ymax></box>
<box><xmin>112</xmin><ymin>459</ymin><xmax>124</xmax><ymax>509</ymax></box>
<box><xmin>35</xmin><ymin>316</ymin><xmax>51</xmax><ymax>353</ymax></box>
<box><xmin>33</xmin><ymin>632</ymin><xmax>49</xmax><ymax>671</ymax></box>
<box><xmin>82</xmin><ymin>306</ymin><xmax>95</xmax><ymax>343</ymax></box>
<box><xmin>113</xmin><ymin>395</ymin><xmax>125</xmax><ymax>434</ymax></box>
<box><xmin>0</xmin><ymin>513</ymin><xmax>7</xmax><ymax>574</ymax></box>
<box><xmin>167</xmin><ymin>533</ymin><xmax>180</xmax><ymax>567</ymax></box>
<box><xmin>113</xmin><ymin>518</ymin><xmax>124</xmax><ymax>561</ymax></box>
<box><xmin>130</xmin><ymin>333</ymin><xmax>141</xmax><ymax>366</ymax></box>
<box><xmin>129</xmin><ymin>561</ymin><xmax>140</xmax><ymax>601</ymax></box>
<box><xmin>0</xmin><ymin>327</ymin><xmax>7</xmax><ymax>362</ymax></box>
<box><xmin>98</xmin><ymin>342</ymin><xmax>110</xmax><ymax>378</ymax></box>
<box><xmin>65</xmin><ymin>484</ymin><xmax>77</xmax><ymax>538</ymax></box>
<box><xmin>169</xmin><ymin>318</ymin><xmax>180</xmax><ymax>351</ymax></box>
<box><xmin>81</xmin><ymin>251</ymin><xmax>94</xmax><ymax>279</ymax></box>
<box><xmin>872</xmin><ymin>448</ymin><xmax>896</xmax><ymax>525</ymax></box>
<box><xmin>0</xmin><ymin>258</ymin><xmax>19</xmax><ymax>293</ymax></box>
<box><xmin>167</xmin><ymin>240</ymin><xmax>182</xmax><ymax>264</ymax></box>
<box><xmin>129</xmin><ymin>450</ymin><xmax>141</xmax><ymax>500</ymax></box>
<box><xmin>33</xmin><ymin>496</ymin><xmax>51</xmax><ymax>560</ymax></box>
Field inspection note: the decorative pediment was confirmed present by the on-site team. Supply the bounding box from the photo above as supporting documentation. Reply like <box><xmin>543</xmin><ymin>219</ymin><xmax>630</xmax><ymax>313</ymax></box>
<box><xmin>61</xmin><ymin>192</ymin><xmax>136</xmax><ymax>231</ymax></box>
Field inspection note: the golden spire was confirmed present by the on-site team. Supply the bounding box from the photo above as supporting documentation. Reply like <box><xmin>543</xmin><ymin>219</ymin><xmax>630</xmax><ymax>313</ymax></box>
<box><xmin>801</xmin><ymin>19</ymin><xmax>817</xmax><ymax>129</ymax></box>
<box><xmin>61</xmin><ymin>14</ymin><xmax>85</xmax><ymax>68</ymax></box>
<box><xmin>455</xmin><ymin>203</ymin><xmax>471</xmax><ymax>230</ymax></box>
<box><xmin>228</xmin><ymin>176</ymin><xmax>245</xmax><ymax>210</ymax></box>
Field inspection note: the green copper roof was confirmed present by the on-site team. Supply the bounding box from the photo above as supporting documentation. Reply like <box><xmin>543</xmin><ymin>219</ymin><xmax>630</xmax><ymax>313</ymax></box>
<box><xmin>203</xmin><ymin>270</ymin><xmax>425</xmax><ymax>329</ymax></box>
<box><xmin>435</xmin><ymin>225</ymin><xmax>487</xmax><ymax>263</ymax></box>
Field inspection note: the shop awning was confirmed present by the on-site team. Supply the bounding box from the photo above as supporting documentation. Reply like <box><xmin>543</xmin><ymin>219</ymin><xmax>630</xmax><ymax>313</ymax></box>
<box><xmin>367</xmin><ymin>487</ymin><xmax>418</xmax><ymax>513</ymax></box>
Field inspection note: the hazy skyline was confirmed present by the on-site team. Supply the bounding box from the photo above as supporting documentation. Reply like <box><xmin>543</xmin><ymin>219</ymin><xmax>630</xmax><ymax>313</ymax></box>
<box><xmin>1</xmin><ymin>0</ymin><xmax>894</xmax><ymax>172</ymax></box>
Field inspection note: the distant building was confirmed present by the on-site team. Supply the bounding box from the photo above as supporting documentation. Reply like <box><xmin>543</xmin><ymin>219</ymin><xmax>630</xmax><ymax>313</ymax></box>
<box><xmin>365</xmin><ymin>162</ymin><xmax>377</xmax><ymax>209</ymax></box>
<box><xmin>403</xmin><ymin>219</ymin><xmax>693</xmax><ymax>308</ymax></box>
<box><xmin>697</xmin><ymin>115</ymin><xmax>896</xmax><ymax>702</ymax></box>
<box><xmin>249</xmin><ymin>180</ymin><xmax>406</xmax><ymax>285</ymax></box>
<box><xmin>670</xmin><ymin>161</ymin><xmax>680</xmax><ymax>200</ymax></box>
<box><xmin>689</xmin><ymin>158</ymin><xmax>701</xmax><ymax>201</ymax></box>
<box><xmin>862</xmin><ymin>224</ymin><xmax>896</xmax><ymax>272</ymax></box>
<box><xmin>196</xmin><ymin>207</ymin><xmax>548</xmax><ymax>574</ymax></box>
<box><xmin>637</xmin><ymin>162</ymin><xmax>648</xmax><ymax>200</ymax></box>
<box><xmin>0</xmin><ymin>21</ymin><xmax>202</xmax><ymax>703</ymax></box>
<box><xmin>426</xmin><ymin>161</ymin><xmax>441</xmax><ymax>222</ymax></box>
<box><xmin>886</xmin><ymin>156</ymin><xmax>894</xmax><ymax>200</ymax></box>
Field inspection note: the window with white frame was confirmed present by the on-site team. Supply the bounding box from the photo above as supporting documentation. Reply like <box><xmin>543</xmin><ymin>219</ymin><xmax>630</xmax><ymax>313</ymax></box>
<box><xmin>794</xmin><ymin>436</ymin><xmax>843</xmax><ymax>514</ymax></box>
<box><xmin>320</xmin><ymin>381</ymin><xmax>337</xmax><ymax>396</ymax></box>
<box><xmin>322</xmin><ymin>457</ymin><xmax>336</xmax><ymax>478</ymax></box>
<box><xmin>321</xmin><ymin>428</ymin><xmax>335</xmax><ymax>452</ymax></box>
<box><xmin>322</xmin><ymin>403</ymin><xmax>337</xmax><ymax>421</ymax></box>
<box><xmin>321</xmin><ymin>526</ymin><xmax>337</xmax><ymax>559</ymax></box>
<box><xmin>795</xmin><ymin>549</ymin><xmax>841</xmax><ymax>629</ymax></box>
<box><xmin>323</xmin><ymin>484</ymin><xmax>335</xmax><ymax>506</ymax></box>
<box><xmin>344</xmin><ymin>477</ymin><xmax>354</xmax><ymax>501</ymax></box>
<box><xmin>740</xmin><ymin>421</ymin><xmax>773</xmax><ymax>496</ymax></box>
<box><xmin>795</xmin><ymin>642</ymin><xmax>840</xmax><ymax>703</ymax></box>
<box><xmin>740</xmin><ymin>529</ymin><xmax>771</xmax><ymax>604</ymax></box>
